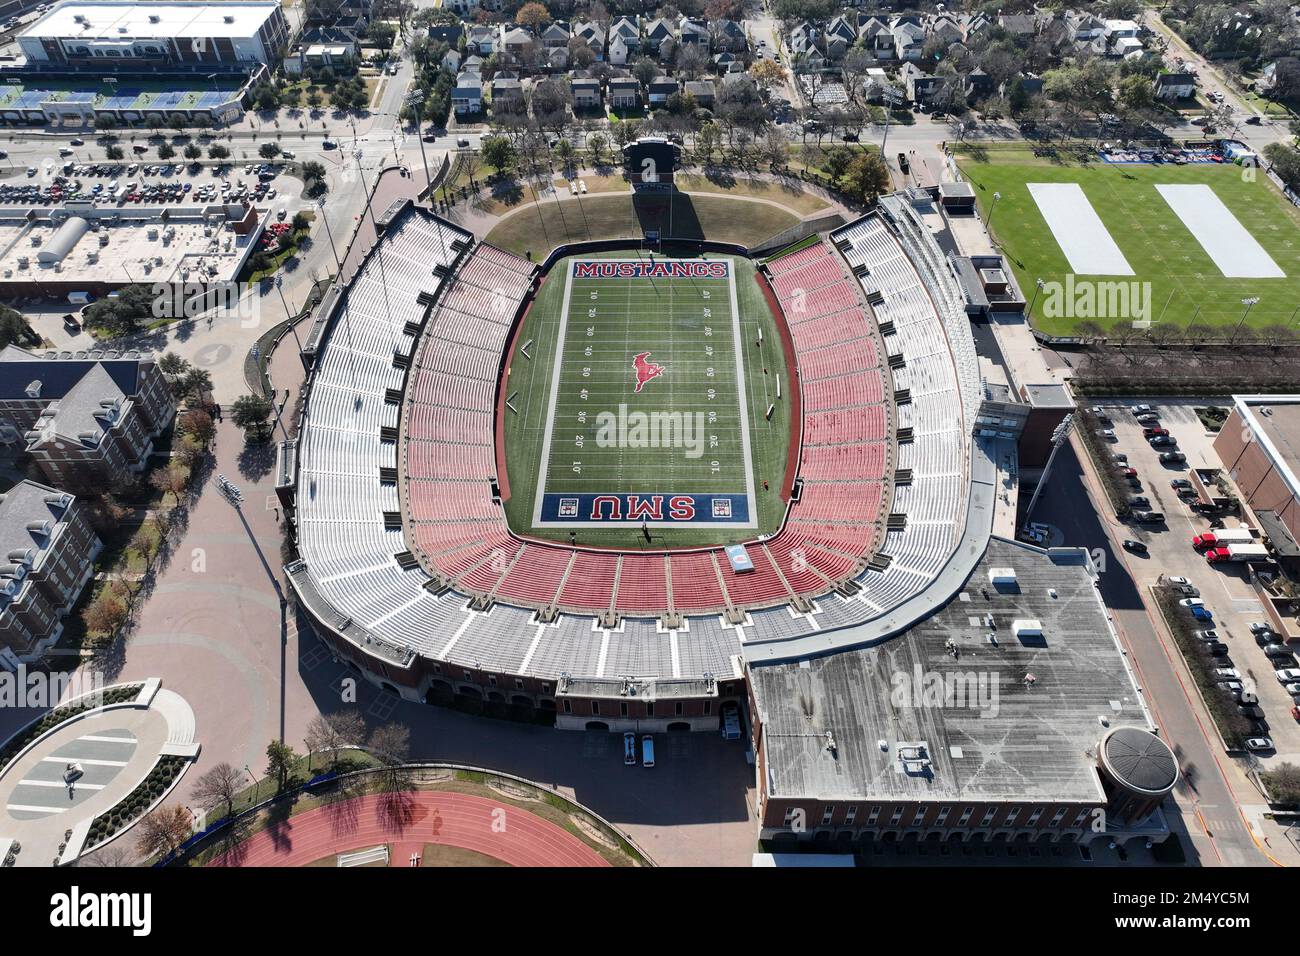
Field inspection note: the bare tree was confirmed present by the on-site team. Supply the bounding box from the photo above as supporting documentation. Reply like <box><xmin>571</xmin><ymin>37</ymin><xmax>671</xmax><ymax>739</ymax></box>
<box><xmin>191</xmin><ymin>762</ymin><xmax>244</xmax><ymax>820</ymax></box>
<box><xmin>304</xmin><ymin>709</ymin><xmax>366</xmax><ymax>768</ymax></box>
<box><xmin>368</xmin><ymin>722</ymin><xmax>412</xmax><ymax>791</ymax></box>
<box><xmin>136</xmin><ymin>804</ymin><xmax>194</xmax><ymax>859</ymax></box>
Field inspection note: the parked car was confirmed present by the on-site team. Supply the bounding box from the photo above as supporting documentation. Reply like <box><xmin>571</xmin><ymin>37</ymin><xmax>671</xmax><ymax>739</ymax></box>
<box><xmin>1190</xmin><ymin>606</ymin><xmax>1213</xmax><ymax>622</ymax></box>
<box><xmin>1097</xmin><ymin>428</ymin><xmax>1116</xmax><ymax>440</ymax></box>
<box><xmin>1159</xmin><ymin>451</ymin><xmax>1187</xmax><ymax>464</ymax></box>
<box><xmin>1249</xmin><ymin>622</ymin><xmax>1275</xmax><ymax>636</ymax></box>
<box><xmin>1213</xmin><ymin>667</ymin><xmax>1240</xmax><ymax>679</ymax></box>
<box><xmin>623</xmin><ymin>732</ymin><xmax>636</xmax><ymax>765</ymax></box>
<box><xmin>641</xmin><ymin>735</ymin><xmax>655</xmax><ymax>767</ymax></box>
<box><xmin>1173</xmin><ymin>584</ymin><xmax>1200</xmax><ymax>597</ymax></box>
<box><xmin>1134</xmin><ymin>510</ymin><xmax>1165</xmax><ymax>524</ymax></box>
<box><xmin>1142</xmin><ymin>427</ymin><xmax>1168</xmax><ymax>438</ymax></box>
<box><xmin>1149</xmin><ymin>435</ymin><xmax>1177</xmax><ymax>447</ymax></box>
<box><xmin>1122</xmin><ymin>539</ymin><xmax>1148</xmax><ymax>555</ymax></box>
<box><xmin>1117</xmin><ymin>466</ymin><xmax>1137</xmax><ymax>478</ymax></box>
<box><xmin>1178</xmin><ymin>598</ymin><xmax>1206</xmax><ymax>608</ymax></box>
<box><xmin>1197</xmin><ymin>629</ymin><xmax>1222</xmax><ymax>642</ymax></box>
<box><xmin>1275</xmin><ymin>668</ymin><xmax>1300</xmax><ymax>683</ymax></box>
<box><xmin>1132</xmin><ymin>404</ymin><xmax>1154</xmax><ymax>415</ymax></box>
<box><xmin>1245</xmin><ymin>737</ymin><xmax>1274</xmax><ymax>752</ymax></box>
<box><xmin>1205</xmin><ymin>641</ymin><xmax>1230</xmax><ymax>656</ymax></box>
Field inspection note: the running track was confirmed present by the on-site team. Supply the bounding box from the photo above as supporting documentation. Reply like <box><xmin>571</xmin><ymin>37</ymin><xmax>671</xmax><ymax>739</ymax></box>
<box><xmin>207</xmin><ymin>792</ymin><xmax>611</xmax><ymax>867</ymax></box>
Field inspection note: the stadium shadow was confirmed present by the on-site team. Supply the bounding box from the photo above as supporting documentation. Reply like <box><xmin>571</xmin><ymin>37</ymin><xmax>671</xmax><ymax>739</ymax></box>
<box><xmin>632</xmin><ymin>190</ymin><xmax>705</xmax><ymax>241</ymax></box>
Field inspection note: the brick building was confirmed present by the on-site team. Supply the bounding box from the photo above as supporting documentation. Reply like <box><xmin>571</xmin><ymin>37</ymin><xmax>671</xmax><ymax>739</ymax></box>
<box><xmin>0</xmin><ymin>345</ymin><xmax>175</xmax><ymax>494</ymax></box>
<box><xmin>1213</xmin><ymin>394</ymin><xmax>1300</xmax><ymax>566</ymax></box>
<box><xmin>0</xmin><ymin>480</ymin><xmax>101</xmax><ymax>664</ymax></box>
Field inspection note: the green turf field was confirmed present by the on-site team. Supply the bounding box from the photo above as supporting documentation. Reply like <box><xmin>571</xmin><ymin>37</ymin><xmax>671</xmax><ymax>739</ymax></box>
<box><xmin>501</xmin><ymin>251</ymin><xmax>793</xmax><ymax>549</ymax></box>
<box><xmin>956</xmin><ymin>147</ymin><xmax>1300</xmax><ymax>336</ymax></box>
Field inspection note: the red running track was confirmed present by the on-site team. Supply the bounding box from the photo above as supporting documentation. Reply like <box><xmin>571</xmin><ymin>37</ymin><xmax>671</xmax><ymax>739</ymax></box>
<box><xmin>207</xmin><ymin>791</ymin><xmax>611</xmax><ymax>868</ymax></box>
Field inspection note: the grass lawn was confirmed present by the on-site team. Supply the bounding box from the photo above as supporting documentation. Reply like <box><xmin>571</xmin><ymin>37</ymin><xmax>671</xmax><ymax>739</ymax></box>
<box><xmin>675</xmin><ymin>172</ymin><xmax>830</xmax><ymax>216</ymax></box>
<box><xmin>553</xmin><ymin>173</ymin><xmax>629</xmax><ymax>195</ymax></box>
<box><xmin>501</xmin><ymin>251</ymin><xmax>793</xmax><ymax>550</ymax></box>
<box><xmin>484</xmin><ymin>191</ymin><xmax>799</xmax><ymax>258</ymax></box>
<box><xmin>1241</xmin><ymin>88</ymin><xmax>1297</xmax><ymax>119</ymax></box>
<box><xmin>956</xmin><ymin>146</ymin><xmax>1300</xmax><ymax>335</ymax></box>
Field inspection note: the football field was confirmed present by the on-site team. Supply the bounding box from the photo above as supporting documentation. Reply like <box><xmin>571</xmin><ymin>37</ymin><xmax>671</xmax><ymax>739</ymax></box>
<box><xmin>501</xmin><ymin>252</ymin><xmax>792</xmax><ymax>548</ymax></box>
<box><xmin>533</xmin><ymin>257</ymin><xmax>756</xmax><ymax>528</ymax></box>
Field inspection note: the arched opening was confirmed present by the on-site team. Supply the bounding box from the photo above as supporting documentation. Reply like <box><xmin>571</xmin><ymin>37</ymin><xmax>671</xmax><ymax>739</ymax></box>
<box><xmin>667</xmin><ymin>721</ymin><xmax>690</xmax><ymax>732</ymax></box>
<box><xmin>585</xmin><ymin>720</ymin><xmax>610</xmax><ymax>732</ymax></box>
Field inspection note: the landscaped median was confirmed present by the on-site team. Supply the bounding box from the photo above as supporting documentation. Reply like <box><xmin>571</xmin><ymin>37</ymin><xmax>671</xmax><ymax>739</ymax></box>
<box><xmin>1073</xmin><ymin>407</ymin><xmax>1132</xmax><ymax>521</ymax></box>
<box><xmin>1150</xmin><ymin>584</ymin><xmax>1252</xmax><ymax>751</ymax></box>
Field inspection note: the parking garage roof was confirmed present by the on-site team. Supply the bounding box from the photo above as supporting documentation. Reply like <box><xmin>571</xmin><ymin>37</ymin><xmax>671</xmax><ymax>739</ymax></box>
<box><xmin>749</xmin><ymin>537</ymin><xmax>1152</xmax><ymax>804</ymax></box>
<box><xmin>23</xmin><ymin>2</ymin><xmax>280</xmax><ymax>41</ymax></box>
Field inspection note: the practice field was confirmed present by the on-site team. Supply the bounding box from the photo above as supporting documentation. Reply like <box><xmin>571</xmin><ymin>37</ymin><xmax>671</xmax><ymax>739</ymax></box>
<box><xmin>502</xmin><ymin>251</ymin><xmax>793</xmax><ymax>549</ymax></box>
<box><xmin>958</xmin><ymin>149</ymin><xmax>1300</xmax><ymax>335</ymax></box>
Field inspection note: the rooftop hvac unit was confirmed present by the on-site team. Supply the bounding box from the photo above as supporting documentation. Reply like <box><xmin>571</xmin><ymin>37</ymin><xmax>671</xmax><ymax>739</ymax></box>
<box><xmin>1012</xmin><ymin>619</ymin><xmax>1043</xmax><ymax>639</ymax></box>
<box><xmin>30</xmin><ymin>235</ymin><xmax>41</xmax><ymax>245</ymax></box>
<box><xmin>99</xmin><ymin>234</ymin><xmax>109</xmax><ymax>245</ymax></box>
<box><xmin>988</xmin><ymin>567</ymin><xmax>1016</xmax><ymax>586</ymax></box>
<box><xmin>87</xmin><ymin>251</ymin><xmax>98</xmax><ymax>263</ymax></box>
<box><xmin>16</xmin><ymin>256</ymin><xmax>28</xmax><ymax>269</ymax></box>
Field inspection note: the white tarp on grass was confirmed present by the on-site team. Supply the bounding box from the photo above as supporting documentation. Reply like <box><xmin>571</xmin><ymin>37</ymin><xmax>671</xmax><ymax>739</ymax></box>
<box><xmin>1155</xmin><ymin>183</ymin><xmax>1286</xmax><ymax>279</ymax></box>
<box><xmin>1027</xmin><ymin>182</ymin><xmax>1134</xmax><ymax>276</ymax></box>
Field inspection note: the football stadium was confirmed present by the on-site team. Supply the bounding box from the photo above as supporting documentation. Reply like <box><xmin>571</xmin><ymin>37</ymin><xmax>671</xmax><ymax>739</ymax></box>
<box><xmin>279</xmin><ymin>156</ymin><xmax>1173</xmax><ymax>847</ymax></box>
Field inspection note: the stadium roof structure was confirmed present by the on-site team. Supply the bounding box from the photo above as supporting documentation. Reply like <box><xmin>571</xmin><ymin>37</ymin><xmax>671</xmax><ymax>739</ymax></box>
<box><xmin>749</xmin><ymin>537</ymin><xmax>1151</xmax><ymax>804</ymax></box>
<box><xmin>22</xmin><ymin>1</ymin><xmax>280</xmax><ymax>41</ymax></box>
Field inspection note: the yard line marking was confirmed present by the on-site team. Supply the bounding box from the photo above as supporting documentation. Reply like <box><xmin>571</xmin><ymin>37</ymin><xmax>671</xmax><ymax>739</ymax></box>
<box><xmin>41</xmin><ymin>757</ymin><xmax>126</xmax><ymax>767</ymax></box>
<box><xmin>726</xmin><ymin>256</ymin><xmax>758</xmax><ymax>525</ymax></box>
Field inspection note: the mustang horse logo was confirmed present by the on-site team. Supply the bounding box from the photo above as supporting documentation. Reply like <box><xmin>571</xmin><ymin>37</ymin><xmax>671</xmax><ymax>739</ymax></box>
<box><xmin>631</xmin><ymin>351</ymin><xmax>666</xmax><ymax>393</ymax></box>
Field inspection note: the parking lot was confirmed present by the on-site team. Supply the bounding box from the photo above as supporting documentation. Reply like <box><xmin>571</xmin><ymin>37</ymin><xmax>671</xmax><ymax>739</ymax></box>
<box><xmin>1090</xmin><ymin>399</ymin><xmax>1300</xmax><ymax>764</ymax></box>
<box><xmin>1</xmin><ymin>159</ymin><xmax>298</xmax><ymax>211</ymax></box>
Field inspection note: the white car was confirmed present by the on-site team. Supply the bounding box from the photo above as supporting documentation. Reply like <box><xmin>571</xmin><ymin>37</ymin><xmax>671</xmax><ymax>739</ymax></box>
<box><xmin>1284</xmin><ymin>683</ymin><xmax>1300</xmax><ymax>696</ymax></box>
<box><xmin>1166</xmin><ymin>576</ymin><xmax>1192</xmax><ymax>587</ymax></box>
<box><xmin>1213</xmin><ymin>667</ymin><xmax>1240</xmax><ymax>679</ymax></box>
<box><xmin>1097</xmin><ymin>428</ymin><xmax>1116</xmax><ymax>440</ymax></box>
<box><xmin>1178</xmin><ymin>598</ymin><xmax>1205</xmax><ymax>608</ymax></box>
<box><xmin>1248</xmin><ymin>622</ymin><xmax>1275</xmax><ymax>636</ymax></box>
<box><xmin>1274</xmin><ymin>668</ymin><xmax>1300</xmax><ymax>683</ymax></box>
<box><xmin>1245</xmin><ymin>737</ymin><xmax>1273</xmax><ymax>752</ymax></box>
<box><xmin>1132</xmin><ymin>404</ymin><xmax>1154</xmax><ymax>415</ymax></box>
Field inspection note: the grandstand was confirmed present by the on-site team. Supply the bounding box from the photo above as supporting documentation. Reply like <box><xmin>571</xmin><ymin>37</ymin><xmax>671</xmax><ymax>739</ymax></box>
<box><xmin>284</xmin><ymin>194</ymin><xmax>997</xmax><ymax>728</ymax></box>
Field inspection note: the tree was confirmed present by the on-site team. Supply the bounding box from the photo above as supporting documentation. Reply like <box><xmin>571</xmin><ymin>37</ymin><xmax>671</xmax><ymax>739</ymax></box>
<box><xmin>259</xmin><ymin>142</ymin><xmax>281</xmax><ymax>159</ymax></box>
<box><xmin>749</xmin><ymin>58</ymin><xmax>787</xmax><ymax>95</ymax></box>
<box><xmin>304</xmin><ymin>709</ymin><xmax>366</xmax><ymax>768</ymax></box>
<box><xmin>183</xmin><ymin>143</ymin><xmax>202</xmax><ymax>161</ymax></box>
<box><xmin>632</xmin><ymin>56</ymin><xmax>659</xmax><ymax>89</ymax></box>
<box><xmin>149</xmin><ymin>463</ymin><xmax>189</xmax><ymax>502</ymax></box>
<box><xmin>192</xmin><ymin>762</ymin><xmax>243</xmax><ymax>819</ymax></box>
<box><xmin>178</xmin><ymin>367</ymin><xmax>212</xmax><ymax>404</ymax></box>
<box><xmin>368</xmin><ymin>722</ymin><xmax>411</xmax><ymax>790</ymax></box>
<box><xmin>106</xmin><ymin>145</ymin><xmax>125</xmax><ymax>161</ymax></box>
<box><xmin>840</xmin><ymin>152</ymin><xmax>891</xmax><ymax>205</ymax></box>
<box><xmin>135</xmin><ymin>804</ymin><xmax>193</xmax><ymax>859</ymax></box>
<box><xmin>516</xmin><ymin>1</ymin><xmax>551</xmax><ymax>30</ymax></box>
<box><xmin>231</xmin><ymin>394</ymin><xmax>273</xmax><ymax>441</ymax></box>
<box><xmin>1264</xmin><ymin>142</ymin><xmax>1300</xmax><ymax>191</ymax></box>
<box><xmin>1262</xmin><ymin>762</ymin><xmax>1300</xmax><ymax>805</ymax></box>
<box><xmin>0</xmin><ymin>307</ymin><xmax>34</xmax><ymax>349</ymax></box>
<box><xmin>207</xmin><ymin>144</ymin><xmax>230</xmax><ymax>160</ymax></box>
<box><xmin>83</xmin><ymin>592</ymin><xmax>127</xmax><ymax>634</ymax></box>
<box><xmin>157</xmin><ymin>142</ymin><xmax>176</xmax><ymax>160</ymax></box>
<box><xmin>480</xmin><ymin>135</ymin><xmax>515</xmax><ymax>174</ymax></box>
<box><xmin>265</xmin><ymin>739</ymin><xmax>298</xmax><ymax>792</ymax></box>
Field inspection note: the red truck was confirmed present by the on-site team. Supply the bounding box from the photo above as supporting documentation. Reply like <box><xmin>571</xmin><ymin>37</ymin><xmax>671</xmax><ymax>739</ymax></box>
<box><xmin>1192</xmin><ymin>528</ymin><xmax>1257</xmax><ymax>550</ymax></box>
<box><xmin>1206</xmin><ymin>543</ymin><xmax>1271</xmax><ymax>564</ymax></box>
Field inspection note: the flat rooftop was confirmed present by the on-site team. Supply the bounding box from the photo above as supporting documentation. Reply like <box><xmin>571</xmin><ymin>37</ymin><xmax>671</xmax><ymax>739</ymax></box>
<box><xmin>750</xmin><ymin>537</ymin><xmax>1150</xmax><ymax>804</ymax></box>
<box><xmin>1241</xmin><ymin>397</ymin><xmax>1300</xmax><ymax>493</ymax></box>
<box><xmin>0</xmin><ymin>202</ymin><xmax>263</xmax><ymax>287</ymax></box>
<box><xmin>23</xmin><ymin>1</ymin><xmax>279</xmax><ymax>40</ymax></box>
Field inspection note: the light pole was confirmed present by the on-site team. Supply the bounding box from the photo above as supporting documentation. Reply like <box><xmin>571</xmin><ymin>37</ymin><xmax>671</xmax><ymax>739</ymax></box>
<box><xmin>1023</xmin><ymin>413</ymin><xmax>1073</xmax><ymax>526</ymax></box>
<box><xmin>404</xmin><ymin>89</ymin><xmax>434</xmax><ymax>200</ymax></box>
<box><xmin>1231</xmin><ymin>296</ymin><xmax>1259</xmax><ymax>344</ymax></box>
<box><xmin>1027</xmin><ymin>276</ymin><xmax>1045</xmax><ymax>318</ymax></box>
<box><xmin>316</xmin><ymin>196</ymin><xmax>341</xmax><ymax>273</ymax></box>
<box><xmin>275</xmin><ymin>274</ymin><xmax>309</xmax><ymax>371</ymax></box>
<box><xmin>986</xmin><ymin>190</ymin><xmax>1002</xmax><ymax>237</ymax></box>
<box><xmin>244</xmin><ymin>764</ymin><xmax>260</xmax><ymax>804</ymax></box>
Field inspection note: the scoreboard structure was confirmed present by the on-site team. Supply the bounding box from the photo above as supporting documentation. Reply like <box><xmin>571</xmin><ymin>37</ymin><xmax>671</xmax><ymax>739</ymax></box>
<box><xmin>623</xmin><ymin>136</ymin><xmax>682</xmax><ymax>189</ymax></box>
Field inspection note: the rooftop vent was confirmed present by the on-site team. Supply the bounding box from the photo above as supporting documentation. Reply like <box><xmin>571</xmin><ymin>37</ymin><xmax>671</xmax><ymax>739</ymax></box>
<box><xmin>25</xmin><ymin>380</ymin><xmax>42</xmax><ymax>399</ymax></box>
